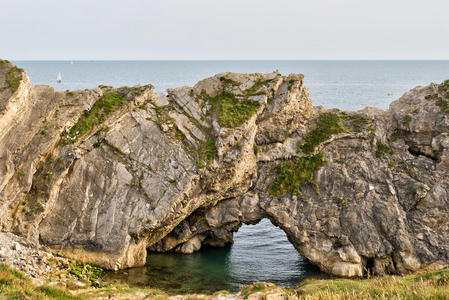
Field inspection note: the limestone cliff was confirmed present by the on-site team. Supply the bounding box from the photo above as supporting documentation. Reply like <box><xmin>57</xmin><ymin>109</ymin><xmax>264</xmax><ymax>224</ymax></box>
<box><xmin>0</xmin><ymin>59</ymin><xmax>448</xmax><ymax>277</ymax></box>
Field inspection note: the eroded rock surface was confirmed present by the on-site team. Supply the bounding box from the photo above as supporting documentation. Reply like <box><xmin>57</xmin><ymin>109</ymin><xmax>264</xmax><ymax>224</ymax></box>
<box><xmin>0</xmin><ymin>59</ymin><xmax>448</xmax><ymax>277</ymax></box>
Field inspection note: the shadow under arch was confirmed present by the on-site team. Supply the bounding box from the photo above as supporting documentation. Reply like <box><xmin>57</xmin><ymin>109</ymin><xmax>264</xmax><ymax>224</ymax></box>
<box><xmin>104</xmin><ymin>218</ymin><xmax>322</xmax><ymax>295</ymax></box>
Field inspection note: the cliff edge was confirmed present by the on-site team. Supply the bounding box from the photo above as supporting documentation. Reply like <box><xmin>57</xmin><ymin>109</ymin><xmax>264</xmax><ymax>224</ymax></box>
<box><xmin>0</xmin><ymin>59</ymin><xmax>448</xmax><ymax>278</ymax></box>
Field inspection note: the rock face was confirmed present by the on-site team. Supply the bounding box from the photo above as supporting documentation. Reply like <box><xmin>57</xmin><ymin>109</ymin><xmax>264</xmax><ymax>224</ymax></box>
<box><xmin>0</xmin><ymin>59</ymin><xmax>448</xmax><ymax>277</ymax></box>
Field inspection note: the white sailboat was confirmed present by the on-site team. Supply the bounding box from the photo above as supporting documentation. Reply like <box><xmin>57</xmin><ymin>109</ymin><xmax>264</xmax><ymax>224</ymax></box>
<box><xmin>57</xmin><ymin>72</ymin><xmax>62</xmax><ymax>83</ymax></box>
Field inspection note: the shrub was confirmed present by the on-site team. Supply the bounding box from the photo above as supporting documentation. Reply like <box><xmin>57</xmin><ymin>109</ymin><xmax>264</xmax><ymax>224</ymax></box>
<box><xmin>403</xmin><ymin>114</ymin><xmax>412</xmax><ymax>126</ymax></box>
<box><xmin>375</xmin><ymin>140</ymin><xmax>393</xmax><ymax>158</ymax></box>
<box><xmin>340</xmin><ymin>113</ymin><xmax>374</xmax><ymax>133</ymax></box>
<box><xmin>205</xmin><ymin>91</ymin><xmax>260</xmax><ymax>128</ymax></box>
<box><xmin>2</xmin><ymin>66</ymin><xmax>24</xmax><ymax>93</ymax></box>
<box><xmin>299</xmin><ymin>113</ymin><xmax>348</xmax><ymax>154</ymax></box>
<box><xmin>269</xmin><ymin>153</ymin><xmax>327</xmax><ymax>196</ymax></box>
<box><xmin>69</xmin><ymin>263</ymin><xmax>103</xmax><ymax>288</ymax></box>
<box><xmin>253</xmin><ymin>145</ymin><xmax>259</xmax><ymax>155</ymax></box>
<box><xmin>196</xmin><ymin>139</ymin><xmax>217</xmax><ymax>168</ymax></box>
<box><xmin>219</xmin><ymin>76</ymin><xmax>241</xmax><ymax>87</ymax></box>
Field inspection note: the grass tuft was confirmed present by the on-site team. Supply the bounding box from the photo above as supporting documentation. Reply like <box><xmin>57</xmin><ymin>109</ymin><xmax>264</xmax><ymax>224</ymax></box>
<box><xmin>375</xmin><ymin>140</ymin><xmax>393</xmax><ymax>158</ymax></box>
<box><xmin>296</xmin><ymin>268</ymin><xmax>449</xmax><ymax>300</ymax></box>
<box><xmin>403</xmin><ymin>114</ymin><xmax>412</xmax><ymax>126</ymax></box>
<box><xmin>299</xmin><ymin>113</ymin><xmax>348</xmax><ymax>154</ymax></box>
<box><xmin>69</xmin><ymin>263</ymin><xmax>103</xmax><ymax>288</ymax></box>
<box><xmin>196</xmin><ymin>139</ymin><xmax>217</xmax><ymax>168</ymax></box>
<box><xmin>0</xmin><ymin>263</ymin><xmax>79</xmax><ymax>299</ymax></box>
<box><xmin>219</xmin><ymin>76</ymin><xmax>241</xmax><ymax>87</ymax></box>
<box><xmin>268</xmin><ymin>153</ymin><xmax>327</xmax><ymax>196</ymax></box>
<box><xmin>64</xmin><ymin>92</ymin><xmax>125</xmax><ymax>143</ymax></box>
<box><xmin>340</xmin><ymin>113</ymin><xmax>374</xmax><ymax>133</ymax></box>
<box><xmin>204</xmin><ymin>91</ymin><xmax>259</xmax><ymax>128</ymax></box>
<box><xmin>0</xmin><ymin>66</ymin><xmax>24</xmax><ymax>93</ymax></box>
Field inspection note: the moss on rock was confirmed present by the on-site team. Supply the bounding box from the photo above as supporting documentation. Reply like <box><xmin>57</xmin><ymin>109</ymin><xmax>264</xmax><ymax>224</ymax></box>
<box><xmin>69</xmin><ymin>263</ymin><xmax>103</xmax><ymax>288</ymax></box>
<box><xmin>64</xmin><ymin>92</ymin><xmax>125</xmax><ymax>143</ymax></box>
<box><xmin>0</xmin><ymin>65</ymin><xmax>24</xmax><ymax>93</ymax></box>
<box><xmin>268</xmin><ymin>153</ymin><xmax>327</xmax><ymax>196</ymax></box>
<box><xmin>299</xmin><ymin>112</ymin><xmax>348</xmax><ymax>154</ymax></box>
<box><xmin>204</xmin><ymin>91</ymin><xmax>259</xmax><ymax>128</ymax></box>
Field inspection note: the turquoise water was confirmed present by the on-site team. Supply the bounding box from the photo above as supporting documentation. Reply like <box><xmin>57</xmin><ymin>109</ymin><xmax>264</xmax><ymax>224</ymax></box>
<box><xmin>104</xmin><ymin>219</ymin><xmax>322</xmax><ymax>294</ymax></box>
<box><xmin>13</xmin><ymin>60</ymin><xmax>449</xmax><ymax>292</ymax></box>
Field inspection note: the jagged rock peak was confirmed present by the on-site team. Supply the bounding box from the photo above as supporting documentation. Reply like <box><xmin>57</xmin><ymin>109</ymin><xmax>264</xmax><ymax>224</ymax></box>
<box><xmin>0</xmin><ymin>60</ymin><xmax>448</xmax><ymax>278</ymax></box>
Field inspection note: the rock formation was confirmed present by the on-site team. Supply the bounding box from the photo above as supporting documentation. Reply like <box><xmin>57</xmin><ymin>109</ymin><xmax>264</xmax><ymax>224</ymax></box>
<box><xmin>0</xmin><ymin>59</ymin><xmax>448</xmax><ymax>277</ymax></box>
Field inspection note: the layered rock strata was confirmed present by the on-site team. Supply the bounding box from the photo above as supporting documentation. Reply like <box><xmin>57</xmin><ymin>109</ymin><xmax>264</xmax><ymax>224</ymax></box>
<box><xmin>0</xmin><ymin>59</ymin><xmax>448</xmax><ymax>277</ymax></box>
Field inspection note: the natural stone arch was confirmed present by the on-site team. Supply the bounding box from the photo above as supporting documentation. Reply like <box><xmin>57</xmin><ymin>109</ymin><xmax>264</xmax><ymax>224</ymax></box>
<box><xmin>0</xmin><ymin>61</ymin><xmax>448</xmax><ymax>279</ymax></box>
<box><xmin>149</xmin><ymin>192</ymin><xmax>366</xmax><ymax>278</ymax></box>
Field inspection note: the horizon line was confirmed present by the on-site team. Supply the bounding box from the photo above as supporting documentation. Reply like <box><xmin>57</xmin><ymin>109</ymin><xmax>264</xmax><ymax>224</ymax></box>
<box><xmin>9</xmin><ymin>59</ymin><xmax>449</xmax><ymax>62</ymax></box>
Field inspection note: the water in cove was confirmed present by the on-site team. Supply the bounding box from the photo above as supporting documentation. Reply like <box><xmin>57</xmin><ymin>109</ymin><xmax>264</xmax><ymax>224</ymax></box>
<box><xmin>14</xmin><ymin>60</ymin><xmax>448</xmax><ymax>293</ymax></box>
<box><xmin>104</xmin><ymin>219</ymin><xmax>322</xmax><ymax>294</ymax></box>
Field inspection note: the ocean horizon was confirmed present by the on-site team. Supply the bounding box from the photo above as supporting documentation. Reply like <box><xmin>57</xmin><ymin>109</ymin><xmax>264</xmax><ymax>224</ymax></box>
<box><xmin>13</xmin><ymin>60</ymin><xmax>449</xmax><ymax>111</ymax></box>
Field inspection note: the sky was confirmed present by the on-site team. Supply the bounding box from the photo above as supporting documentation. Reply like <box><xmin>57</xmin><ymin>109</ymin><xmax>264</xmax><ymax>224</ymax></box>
<box><xmin>1</xmin><ymin>0</ymin><xmax>448</xmax><ymax>60</ymax></box>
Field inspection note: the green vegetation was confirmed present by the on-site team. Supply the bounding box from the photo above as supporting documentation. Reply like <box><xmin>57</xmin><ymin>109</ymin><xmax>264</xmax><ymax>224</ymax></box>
<box><xmin>0</xmin><ymin>263</ymin><xmax>79</xmax><ymax>299</ymax></box>
<box><xmin>287</xmin><ymin>79</ymin><xmax>296</xmax><ymax>91</ymax></box>
<box><xmin>299</xmin><ymin>113</ymin><xmax>348</xmax><ymax>154</ymax></box>
<box><xmin>43</xmin><ymin>172</ymin><xmax>53</xmax><ymax>180</ymax></box>
<box><xmin>2</xmin><ymin>261</ymin><xmax>449</xmax><ymax>299</ymax></box>
<box><xmin>65</xmin><ymin>91</ymin><xmax>75</xmax><ymax>97</ymax></box>
<box><xmin>219</xmin><ymin>76</ymin><xmax>241</xmax><ymax>87</ymax></box>
<box><xmin>407</xmin><ymin>188</ymin><xmax>417</xmax><ymax>197</ymax></box>
<box><xmin>340</xmin><ymin>113</ymin><xmax>374</xmax><ymax>133</ymax></box>
<box><xmin>196</xmin><ymin>139</ymin><xmax>217</xmax><ymax>168</ymax></box>
<box><xmin>0</xmin><ymin>66</ymin><xmax>24</xmax><ymax>93</ymax></box>
<box><xmin>243</xmin><ymin>78</ymin><xmax>273</xmax><ymax>97</ymax></box>
<box><xmin>296</xmin><ymin>268</ymin><xmax>449</xmax><ymax>300</ymax></box>
<box><xmin>425</xmin><ymin>83</ymin><xmax>449</xmax><ymax>114</ymax></box>
<box><xmin>204</xmin><ymin>91</ymin><xmax>259</xmax><ymax>128</ymax></box>
<box><xmin>152</xmin><ymin>103</ymin><xmax>175</xmax><ymax>129</ymax></box>
<box><xmin>375</xmin><ymin>140</ymin><xmax>393</xmax><ymax>158</ymax></box>
<box><xmin>390</xmin><ymin>130</ymin><xmax>402</xmax><ymax>142</ymax></box>
<box><xmin>17</xmin><ymin>171</ymin><xmax>24</xmax><ymax>177</ymax></box>
<box><xmin>241</xmin><ymin>282</ymin><xmax>270</xmax><ymax>299</ymax></box>
<box><xmin>253</xmin><ymin>145</ymin><xmax>259</xmax><ymax>155</ymax></box>
<box><xmin>64</xmin><ymin>92</ymin><xmax>125</xmax><ymax>143</ymax></box>
<box><xmin>69</xmin><ymin>263</ymin><xmax>103</xmax><ymax>288</ymax></box>
<box><xmin>268</xmin><ymin>153</ymin><xmax>327</xmax><ymax>196</ymax></box>
<box><xmin>436</xmin><ymin>98</ymin><xmax>449</xmax><ymax>114</ymax></box>
<box><xmin>168</xmin><ymin>178</ymin><xmax>177</xmax><ymax>184</ymax></box>
<box><xmin>403</xmin><ymin>114</ymin><xmax>412</xmax><ymax>126</ymax></box>
<box><xmin>438</xmin><ymin>79</ymin><xmax>449</xmax><ymax>99</ymax></box>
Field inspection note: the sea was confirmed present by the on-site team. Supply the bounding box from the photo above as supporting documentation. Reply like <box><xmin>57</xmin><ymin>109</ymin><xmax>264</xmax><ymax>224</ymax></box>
<box><xmin>13</xmin><ymin>60</ymin><xmax>449</xmax><ymax>293</ymax></box>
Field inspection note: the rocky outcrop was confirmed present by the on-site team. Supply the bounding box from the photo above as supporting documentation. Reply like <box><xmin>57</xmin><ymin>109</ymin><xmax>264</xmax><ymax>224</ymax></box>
<box><xmin>0</xmin><ymin>59</ymin><xmax>448</xmax><ymax>278</ymax></box>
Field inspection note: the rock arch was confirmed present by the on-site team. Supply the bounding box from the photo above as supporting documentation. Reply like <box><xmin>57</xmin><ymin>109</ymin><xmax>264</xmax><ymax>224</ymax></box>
<box><xmin>0</xmin><ymin>60</ymin><xmax>448</xmax><ymax>277</ymax></box>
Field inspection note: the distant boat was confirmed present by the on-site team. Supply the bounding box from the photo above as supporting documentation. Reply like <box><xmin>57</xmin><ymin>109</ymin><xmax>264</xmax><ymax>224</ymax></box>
<box><xmin>57</xmin><ymin>72</ymin><xmax>62</xmax><ymax>83</ymax></box>
<box><xmin>387</xmin><ymin>93</ymin><xmax>393</xmax><ymax>96</ymax></box>
<box><xmin>70</xmin><ymin>61</ymin><xmax>74</xmax><ymax>65</ymax></box>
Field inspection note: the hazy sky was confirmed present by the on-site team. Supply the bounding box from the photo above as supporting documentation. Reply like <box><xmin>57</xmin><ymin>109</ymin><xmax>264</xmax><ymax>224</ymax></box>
<box><xmin>1</xmin><ymin>0</ymin><xmax>448</xmax><ymax>60</ymax></box>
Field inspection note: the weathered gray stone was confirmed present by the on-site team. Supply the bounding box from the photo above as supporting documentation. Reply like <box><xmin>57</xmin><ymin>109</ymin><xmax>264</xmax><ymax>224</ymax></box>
<box><xmin>0</xmin><ymin>60</ymin><xmax>448</xmax><ymax>278</ymax></box>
